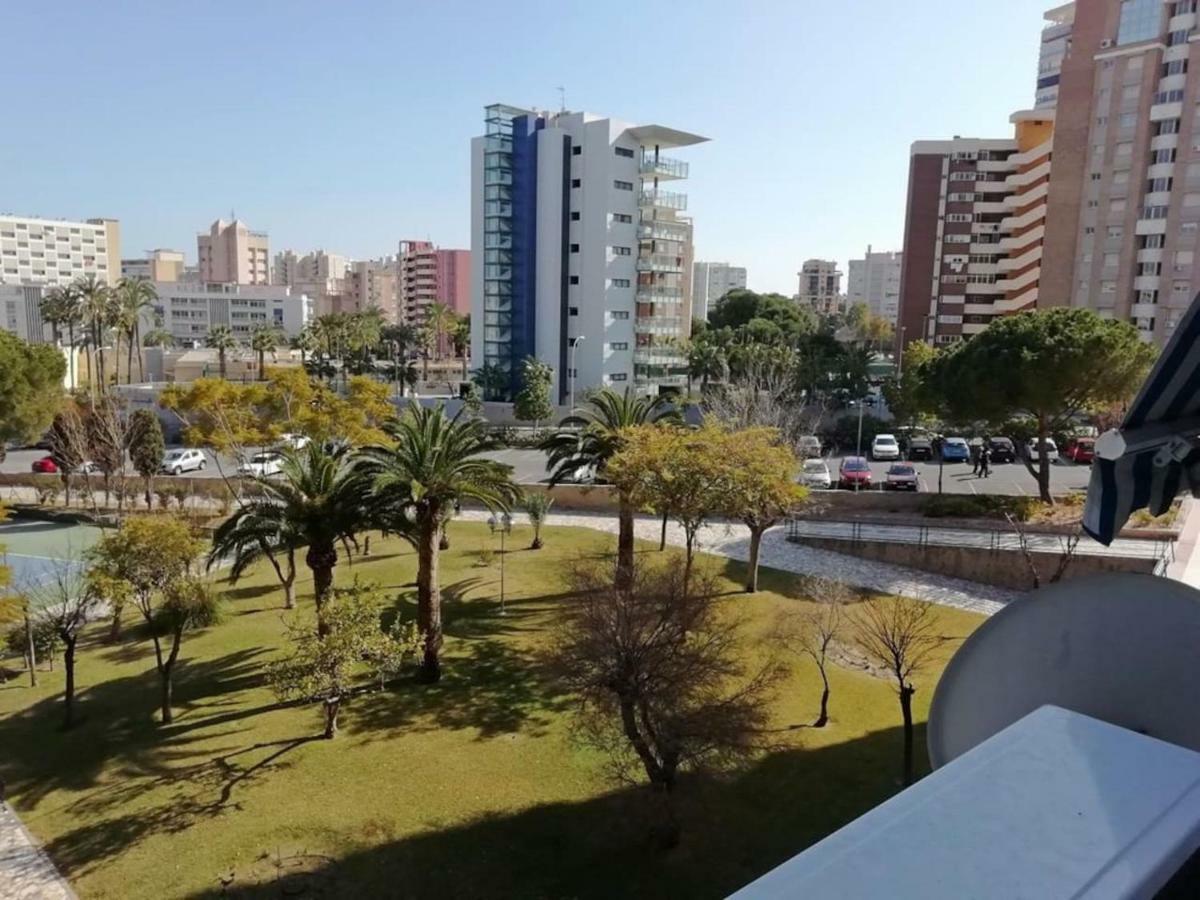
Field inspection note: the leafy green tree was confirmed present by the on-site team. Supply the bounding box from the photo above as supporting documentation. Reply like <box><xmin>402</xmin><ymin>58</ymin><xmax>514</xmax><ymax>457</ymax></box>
<box><xmin>541</xmin><ymin>389</ymin><xmax>681</xmax><ymax>590</ymax></box>
<box><xmin>523</xmin><ymin>492</ymin><xmax>554</xmax><ymax>549</ymax></box>
<box><xmin>143</xmin><ymin>325</ymin><xmax>174</xmax><ymax>352</ymax></box>
<box><xmin>931</xmin><ymin>309</ymin><xmax>1156</xmax><ymax>503</ymax></box>
<box><xmin>471</xmin><ymin>362</ymin><xmax>510</xmax><ymax>401</ymax></box>
<box><xmin>452</xmin><ymin>314</ymin><xmax>471</xmax><ymax>379</ymax></box>
<box><xmin>0</xmin><ymin>331</ymin><xmax>66</xmax><ymax>450</ymax></box>
<box><xmin>881</xmin><ymin>341</ymin><xmax>938</xmax><ymax>429</ymax></box>
<box><xmin>205</xmin><ymin>325</ymin><xmax>238</xmax><ymax>379</ymax></box>
<box><xmin>40</xmin><ymin>284</ymin><xmax>84</xmax><ymax>387</ymax></box>
<box><xmin>87</xmin><ymin>515</ymin><xmax>210</xmax><ymax>723</ymax></box>
<box><xmin>211</xmin><ymin>443</ymin><xmax>367</xmax><ymax>633</ymax></box>
<box><xmin>359</xmin><ymin>404</ymin><xmax>520</xmax><ymax>681</ymax></box>
<box><xmin>128</xmin><ymin>409</ymin><xmax>166</xmax><ymax>508</ymax></box>
<box><xmin>269</xmin><ymin>583</ymin><xmax>418</xmax><ymax>738</ymax></box>
<box><xmin>76</xmin><ymin>274</ymin><xmax>116</xmax><ymax>391</ymax></box>
<box><xmin>461</xmin><ymin>380</ymin><xmax>483</xmax><ymax>416</ymax></box>
<box><xmin>708</xmin><ymin>289</ymin><xmax>817</xmax><ymax>343</ymax></box>
<box><xmin>686</xmin><ymin>340</ymin><xmax>727</xmax><ymax>393</ymax></box>
<box><xmin>514</xmin><ymin>356</ymin><xmax>555</xmax><ymax>428</ymax></box>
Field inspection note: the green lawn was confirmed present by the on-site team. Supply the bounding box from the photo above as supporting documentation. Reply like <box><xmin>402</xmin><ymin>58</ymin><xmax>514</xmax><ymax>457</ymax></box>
<box><xmin>0</xmin><ymin>521</ymin><xmax>983</xmax><ymax>899</ymax></box>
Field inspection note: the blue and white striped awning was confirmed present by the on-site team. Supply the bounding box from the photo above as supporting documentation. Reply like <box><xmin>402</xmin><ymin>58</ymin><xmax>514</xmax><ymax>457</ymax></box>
<box><xmin>1083</xmin><ymin>299</ymin><xmax>1200</xmax><ymax>545</ymax></box>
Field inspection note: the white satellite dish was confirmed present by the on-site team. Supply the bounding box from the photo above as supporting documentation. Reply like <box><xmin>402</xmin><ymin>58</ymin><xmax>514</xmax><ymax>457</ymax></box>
<box><xmin>928</xmin><ymin>573</ymin><xmax>1200</xmax><ymax>769</ymax></box>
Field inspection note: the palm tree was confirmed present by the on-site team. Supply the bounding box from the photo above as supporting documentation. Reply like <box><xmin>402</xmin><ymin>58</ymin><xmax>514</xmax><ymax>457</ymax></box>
<box><xmin>540</xmin><ymin>389</ymin><xmax>680</xmax><ymax>589</ymax></box>
<box><xmin>205</xmin><ymin>324</ymin><xmax>238</xmax><ymax>380</ymax></box>
<box><xmin>687</xmin><ymin>341</ymin><xmax>727</xmax><ymax>393</ymax></box>
<box><xmin>451</xmin><ymin>314</ymin><xmax>470</xmax><ymax>380</ymax></box>
<box><xmin>381</xmin><ymin>322</ymin><xmax>420</xmax><ymax>360</ymax></box>
<box><xmin>114</xmin><ymin>277</ymin><xmax>158</xmax><ymax>384</ymax></box>
<box><xmin>143</xmin><ymin>325</ymin><xmax>174</xmax><ymax>352</ymax></box>
<box><xmin>425</xmin><ymin>302</ymin><xmax>455</xmax><ymax>363</ymax></box>
<box><xmin>292</xmin><ymin>326</ymin><xmax>320</xmax><ymax>372</ymax></box>
<box><xmin>417</xmin><ymin>323</ymin><xmax>435</xmax><ymax>384</ymax></box>
<box><xmin>359</xmin><ymin>404</ymin><xmax>519</xmax><ymax>681</ymax></box>
<box><xmin>210</xmin><ymin>443</ymin><xmax>367</xmax><ymax>634</ymax></box>
<box><xmin>471</xmin><ymin>363</ymin><xmax>509</xmax><ymax>401</ymax></box>
<box><xmin>41</xmin><ymin>285</ymin><xmax>83</xmax><ymax>388</ymax></box>
<box><xmin>76</xmin><ymin>274</ymin><xmax>115</xmax><ymax>392</ymax></box>
<box><xmin>249</xmin><ymin>324</ymin><xmax>282</xmax><ymax>379</ymax></box>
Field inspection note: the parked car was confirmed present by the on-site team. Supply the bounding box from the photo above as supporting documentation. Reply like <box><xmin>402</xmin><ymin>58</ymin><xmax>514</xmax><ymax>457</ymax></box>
<box><xmin>838</xmin><ymin>456</ymin><xmax>873</xmax><ymax>490</ymax></box>
<box><xmin>1064</xmin><ymin>437</ymin><xmax>1096</xmax><ymax>465</ymax></box>
<box><xmin>988</xmin><ymin>436</ymin><xmax>1016</xmax><ymax>463</ymax></box>
<box><xmin>797</xmin><ymin>435</ymin><xmax>822</xmax><ymax>459</ymax></box>
<box><xmin>800</xmin><ymin>458</ymin><xmax>832</xmax><ymax>489</ymax></box>
<box><xmin>885</xmin><ymin>463</ymin><xmax>920</xmax><ymax>491</ymax></box>
<box><xmin>1026</xmin><ymin>437</ymin><xmax>1060</xmax><ymax>463</ymax></box>
<box><xmin>276</xmin><ymin>433</ymin><xmax>311</xmax><ymax>451</ymax></box>
<box><xmin>161</xmin><ymin>448</ymin><xmax>207</xmax><ymax>475</ymax></box>
<box><xmin>907</xmin><ymin>437</ymin><xmax>934</xmax><ymax>461</ymax></box>
<box><xmin>31</xmin><ymin>456</ymin><xmax>58</xmax><ymax>474</ymax></box>
<box><xmin>238</xmin><ymin>452</ymin><xmax>285</xmax><ymax>478</ymax></box>
<box><xmin>941</xmin><ymin>437</ymin><xmax>970</xmax><ymax>462</ymax></box>
<box><xmin>871</xmin><ymin>433</ymin><xmax>901</xmax><ymax>461</ymax></box>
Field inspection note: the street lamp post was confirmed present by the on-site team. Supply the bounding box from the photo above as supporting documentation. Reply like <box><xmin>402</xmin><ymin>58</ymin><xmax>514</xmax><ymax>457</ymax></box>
<box><xmin>390</xmin><ymin>341</ymin><xmax>399</xmax><ymax>402</ymax></box>
<box><xmin>855</xmin><ymin>396</ymin><xmax>866</xmax><ymax>492</ymax></box>
<box><xmin>487</xmin><ymin>512</ymin><xmax>513</xmax><ymax>616</ymax></box>
<box><xmin>569</xmin><ymin>335</ymin><xmax>585</xmax><ymax>412</ymax></box>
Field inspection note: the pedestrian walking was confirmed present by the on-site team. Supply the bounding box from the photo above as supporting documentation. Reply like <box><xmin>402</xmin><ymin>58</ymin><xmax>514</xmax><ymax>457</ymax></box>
<box><xmin>971</xmin><ymin>442</ymin><xmax>981</xmax><ymax>476</ymax></box>
<box><xmin>980</xmin><ymin>444</ymin><xmax>991</xmax><ymax>479</ymax></box>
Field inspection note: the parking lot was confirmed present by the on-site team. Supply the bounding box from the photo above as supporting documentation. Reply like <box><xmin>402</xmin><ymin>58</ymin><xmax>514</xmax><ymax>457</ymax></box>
<box><xmin>1</xmin><ymin>445</ymin><xmax>1097</xmax><ymax>497</ymax></box>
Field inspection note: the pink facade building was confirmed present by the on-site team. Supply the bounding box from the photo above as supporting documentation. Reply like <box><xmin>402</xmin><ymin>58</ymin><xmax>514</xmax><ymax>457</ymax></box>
<box><xmin>399</xmin><ymin>241</ymin><xmax>470</xmax><ymax>324</ymax></box>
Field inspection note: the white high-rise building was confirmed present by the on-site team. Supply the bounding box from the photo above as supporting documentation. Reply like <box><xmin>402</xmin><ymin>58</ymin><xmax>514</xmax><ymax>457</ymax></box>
<box><xmin>471</xmin><ymin>104</ymin><xmax>707</xmax><ymax>401</ymax></box>
<box><xmin>142</xmin><ymin>282</ymin><xmax>312</xmax><ymax>344</ymax></box>
<box><xmin>846</xmin><ymin>247</ymin><xmax>903</xmax><ymax>323</ymax></box>
<box><xmin>692</xmin><ymin>261</ymin><xmax>747</xmax><ymax>322</ymax></box>
<box><xmin>0</xmin><ymin>215</ymin><xmax>120</xmax><ymax>288</ymax></box>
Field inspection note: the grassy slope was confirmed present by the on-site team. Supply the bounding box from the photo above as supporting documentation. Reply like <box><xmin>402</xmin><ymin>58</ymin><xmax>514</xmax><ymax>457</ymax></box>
<box><xmin>0</xmin><ymin>522</ymin><xmax>982</xmax><ymax>899</ymax></box>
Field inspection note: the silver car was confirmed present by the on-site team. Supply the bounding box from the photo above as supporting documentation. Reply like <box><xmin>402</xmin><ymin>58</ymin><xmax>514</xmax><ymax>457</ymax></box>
<box><xmin>161</xmin><ymin>448</ymin><xmax>206</xmax><ymax>475</ymax></box>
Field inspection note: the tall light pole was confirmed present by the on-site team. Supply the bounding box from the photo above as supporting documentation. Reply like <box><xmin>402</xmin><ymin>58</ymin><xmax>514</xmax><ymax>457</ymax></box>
<box><xmin>569</xmin><ymin>335</ymin><xmax>585</xmax><ymax>411</ymax></box>
<box><xmin>487</xmin><ymin>512</ymin><xmax>513</xmax><ymax>616</ymax></box>
<box><xmin>390</xmin><ymin>340</ymin><xmax>399</xmax><ymax>401</ymax></box>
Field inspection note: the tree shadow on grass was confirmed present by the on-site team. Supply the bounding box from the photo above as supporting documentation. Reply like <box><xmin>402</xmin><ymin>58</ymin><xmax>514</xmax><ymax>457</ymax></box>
<box><xmin>193</xmin><ymin>723</ymin><xmax>926</xmax><ymax>899</ymax></box>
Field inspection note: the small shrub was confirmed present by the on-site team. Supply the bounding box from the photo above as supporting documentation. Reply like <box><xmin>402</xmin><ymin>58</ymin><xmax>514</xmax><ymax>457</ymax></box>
<box><xmin>922</xmin><ymin>494</ymin><xmax>1039</xmax><ymax>522</ymax></box>
<box><xmin>155</xmin><ymin>488</ymin><xmax>173</xmax><ymax>509</ymax></box>
<box><xmin>476</xmin><ymin>547</ymin><xmax>495</xmax><ymax>568</ymax></box>
<box><xmin>35</xmin><ymin>484</ymin><xmax>61</xmax><ymax>506</ymax></box>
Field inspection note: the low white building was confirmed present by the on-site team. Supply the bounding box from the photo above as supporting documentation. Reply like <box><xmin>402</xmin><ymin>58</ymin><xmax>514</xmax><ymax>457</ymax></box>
<box><xmin>692</xmin><ymin>261</ymin><xmax>747</xmax><ymax>322</ymax></box>
<box><xmin>846</xmin><ymin>247</ymin><xmax>902</xmax><ymax>324</ymax></box>
<box><xmin>145</xmin><ymin>282</ymin><xmax>312</xmax><ymax>344</ymax></box>
<box><xmin>0</xmin><ymin>214</ymin><xmax>120</xmax><ymax>288</ymax></box>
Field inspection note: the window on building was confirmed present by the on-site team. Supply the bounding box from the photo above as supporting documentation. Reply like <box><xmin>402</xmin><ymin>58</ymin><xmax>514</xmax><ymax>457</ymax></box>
<box><xmin>613</xmin><ymin>180</ymin><xmax>633</xmax><ymax>191</ymax></box>
<box><xmin>572</xmin><ymin>146</ymin><xmax>582</xmax><ymax>156</ymax></box>
<box><xmin>571</xmin><ymin>211</ymin><xmax>580</xmax><ymax>221</ymax></box>
<box><xmin>1175</xmin><ymin>250</ymin><xmax>1194</xmax><ymax>269</ymax></box>
<box><xmin>610</xmin><ymin>373</ymin><xmax>628</xmax><ymax>382</ymax></box>
<box><xmin>1137</xmin><ymin>262</ymin><xmax>1163</xmax><ymax>275</ymax></box>
<box><xmin>569</xmin><ymin>306</ymin><xmax>579</xmax><ymax>316</ymax></box>
<box><xmin>612</xmin><ymin>213</ymin><xmax>632</xmax><ymax>223</ymax></box>
<box><xmin>569</xmin><ymin>275</ymin><xmax>579</xmax><ymax>285</ymax></box>
<box><xmin>1155</xmin><ymin>119</ymin><xmax>1181</xmax><ymax>135</ymax></box>
<box><xmin>1175</xmin><ymin>0</ymin><xmax>1198</xmax><ymax>14</ymax></box>
<box><xmin>610</xmin><ymin>278</ymin><xmax>631</xmax><ymax>287</ymax></box>
<box><xmin>1091</xmin><ymin>172</ymin><xmax>1103</xmax><ymax>181</ymax></box>
<box><xmin>1148</xmin><ymin>177</ymin><xmax>1174</xmax><ymax>193</ymax></box>
<box><xmin>1122</xmin><ymin>85</ymin><xmax>1142</xmax><ymax>102</ymax></box>
<box><xmin>1104</xmin><ymin>253</ymin><xmax>1120</xmax><ymax>267</ymax></box>
<box><xmin>570</xmin><ymin>243</ymin><xmax>580</xmax><ymax>252</ymax></box>
<box><xmin>571</xmin><ymin>178</ymin><xmax>581</xmax><ymax>188</ymax></box>
<box><xmin>1119</xmin><ymin>112</ymin><xmax>1138</xmax><ymax>128</ymax></box>
<box><xmin>1153</xmin><ymin>149</ymin><xmax>1177</xmax><ymax>165</ymax></box>
<box><xmin>611</xmin><ymin>310</ymin><xmax>630</xmax><ymax>319</ymax></box>
<box><xmin>610</xmin><ymin>342</ymin><xmax>629</xmax><ymax>350</ymax></box>
<box><xmin>1116</xmin><ymin>141</ymin><xmax>1134</xmax><ymax>157</ymax></box>
<box><xmin>1184</xmin><ymin>221</ymin><xmax>1200</xmax><ymax>234</ymax></box>
<box><xmin>614</xmin><ymin>147</ymin><xmax>635</xmax><ymax>158</ymax></box>
<box><xmin>1155</xmin><ymin>90</ymin><xmax>1186</xmax><ymax>105</ymax></box>
<box><xmin>1141</xmin><ymin>233</ymin><xmax>1166</xmax><ymax>248</ymax></box>
<box><xmin>1168</xmin><ymin>28</ymin><xmax>1191</xmax><ymax>46</ymax></box>
<box><xmin>612</xmin><ymin>246</ymin><xmax>631</xmax><ymax>256</ymax></box>
<box><xmin>1164</xmin><ymin>59</ymin><xmax>1189</xmax><ymax>77</ymax></box>
<box><xmin>1097</xmin><ymin>116</ymin><xmax>1109</xmax><ymax>126</ymax></box>
<box><xmin>1101</xmin><ymin>281</ymin><xmax>1118</xmax><ymax>293</ymax></box>
<box><xmin>1174</xmin><ymin>280</ymin><xmax>1192</xmax><ymax>293</ymax></box>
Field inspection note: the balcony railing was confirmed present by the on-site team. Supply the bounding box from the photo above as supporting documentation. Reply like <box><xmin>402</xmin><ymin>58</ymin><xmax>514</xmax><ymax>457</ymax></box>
<box><xmin>635</xmin><ymin>285</ymin><xmax>683</xmax><ymax>302</ymax></box>
<box><xmin>639</xmin><ymin>155</ymin><xmax>688</xmax><ymax>180</ymax></box>
<box><xmin>640</xmin><ymin>189</ymin><xmax>687</xmax><ymax>211</ymax></box>
<box><xmin>638</xmin><ymin>220</ymin><xmax>690</xmax><ymax>241</ymax></box>
<box><xmin>636</xmin><ymin>254</ymin><xmax>684</xmax><ymax>274</ymax></box>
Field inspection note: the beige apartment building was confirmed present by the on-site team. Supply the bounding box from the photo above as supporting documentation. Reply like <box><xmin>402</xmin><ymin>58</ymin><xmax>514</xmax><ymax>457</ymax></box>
<box><xmin>0</xmin><ymin>215</ymin><xmax>120</xmax><ymax>287</ymax></box>
<box><xmin>339</xmin><ymin>257</ymin><xmax>399</xmax><ymax>321</ymax></box>
<box><xmin>795</xmin><ymin>259</ymin><xmax>843</xmax><ymax>314</ymax></box>
<box><xmin>274</xmin><ymin>249</ymin><xmax>350</xmax><ymax>315</ymax></box>
<box><xmin>121</xmin><ymin>248</ymin><xmax>186</xmax><ymax>282</ymax></box>
<box><xmin>197</xmin><ymin>219</ymin><xmax>270</xmax><ymax>284</ymax></box>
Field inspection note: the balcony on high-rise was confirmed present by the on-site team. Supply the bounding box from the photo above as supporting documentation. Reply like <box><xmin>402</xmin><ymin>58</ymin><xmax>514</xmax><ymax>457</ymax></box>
<box><xmin>639</xmin><ymin>154</ymin><xmax>688</xmax><ymax>180</ymax></box>
<box><xmin>639</xmin><ymin>189</ymin><xmax>687</xmax><ymax>211</ymax></box>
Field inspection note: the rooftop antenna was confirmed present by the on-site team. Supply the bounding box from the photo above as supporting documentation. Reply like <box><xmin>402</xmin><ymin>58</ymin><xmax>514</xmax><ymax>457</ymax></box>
<box><xmin>556</xmin><ymin>86</ymin><xmax>566</xmax><ymax>112</ymax></box>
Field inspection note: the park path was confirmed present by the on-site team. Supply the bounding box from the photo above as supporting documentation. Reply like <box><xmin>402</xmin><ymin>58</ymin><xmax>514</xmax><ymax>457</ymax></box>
<box><xmin>0</xmin><ymin>802</ymin><xmax>76</xmax><ymax>900</ymax></box>
<box><xmin>458</xmin><ymin>509</ymin><xmax>1017</xmax><ymax>616</ymax></box>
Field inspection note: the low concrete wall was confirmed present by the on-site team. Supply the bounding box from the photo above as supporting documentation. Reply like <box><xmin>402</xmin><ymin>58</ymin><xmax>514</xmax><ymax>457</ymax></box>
<box><xmin>791</xmin><ymin>535</ymin><xmax>1159</xmax><ymax>591</ymax></box>
<box><xmin>521</xmin><ymin>482</ymin><xmax>618</xmax><ymax>512</ymax></box>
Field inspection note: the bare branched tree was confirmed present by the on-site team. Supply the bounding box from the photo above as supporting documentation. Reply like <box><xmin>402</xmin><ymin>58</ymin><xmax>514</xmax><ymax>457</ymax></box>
<box><xmin>1004</xmin><ymin>514</ymin><xmax>1083</xmax><ymax>589</ymax></box>
<box><xmin>776</xmin><ymin>577</ymin><xmax>850</xmax><ymax>727</ymax></box>
<box><xmin>849</xmin><ymin>595</ymin><xmax>946</xmax><ymax>786</ymax></box>
<box><xmin>85</xmin><ymin>394</ymin><xmax>130</xmax><ymax>512</ymax></box>
<box><xmin>703</xmin><ymin>365</ymin><xmax>826</xmax><ymax>456</ymax></box>
<box><xmin>549</xmin><ymin>558</ymin><xmax>783</xmax><ymax>847</ymax></box>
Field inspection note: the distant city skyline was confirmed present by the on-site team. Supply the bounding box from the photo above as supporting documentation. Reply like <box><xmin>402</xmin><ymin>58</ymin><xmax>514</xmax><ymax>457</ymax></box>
<box><xmin>0</xmin><ymin>0</ymin><xmax>1053</xmax><ymax>296</ymax></box>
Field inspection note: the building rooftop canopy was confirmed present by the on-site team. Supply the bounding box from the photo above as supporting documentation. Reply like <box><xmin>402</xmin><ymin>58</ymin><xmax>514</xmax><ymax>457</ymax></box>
<box><xmin>624</xmin><ymin>124</ymin><xmax>708</xmax><ymax>149</ymax></box>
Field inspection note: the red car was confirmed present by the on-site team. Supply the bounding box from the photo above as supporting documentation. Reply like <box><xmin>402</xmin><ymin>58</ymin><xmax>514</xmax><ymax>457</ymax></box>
<box><xmin>1064</xmin><ymin>438</ymin><xmax>1096</xmax><ymax>465</ymax></box>
<box><xmin>838</xmin><ymin>456</ymin><xmax>874</xmax><ymax>490</ymax></box>
<box><xmin>31</xmin><ymin>455</ymin><xmax>58</xmax><ymax>473</ymax></box>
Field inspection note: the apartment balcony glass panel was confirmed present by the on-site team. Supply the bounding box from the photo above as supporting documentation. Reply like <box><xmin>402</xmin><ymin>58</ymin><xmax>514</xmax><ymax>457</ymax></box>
<box><xmin>638</xmin><ymin>220</ymin><xmax>690</xmax><ymax>241</ymax></box>
<box><xmin>639</xmin><ymin>189</ymin><xmax>688</xmax><ymax>211</ymax></box>
<box><xmin>636</xmin><ymin>255</ymin><xmax>684</xmax><ymax>274</ymax></box>
<box><xmin>639</xmin><ymin>154</ymin><xmax>688</xmax><ymax>180</ymax></box>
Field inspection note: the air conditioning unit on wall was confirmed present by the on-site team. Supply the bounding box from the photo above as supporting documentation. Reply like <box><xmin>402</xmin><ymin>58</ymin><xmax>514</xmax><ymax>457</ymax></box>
<box><xmin>1100</xmin><ymin>38</ymin><xmax>1114</xmax><ymax>48</ymax></box>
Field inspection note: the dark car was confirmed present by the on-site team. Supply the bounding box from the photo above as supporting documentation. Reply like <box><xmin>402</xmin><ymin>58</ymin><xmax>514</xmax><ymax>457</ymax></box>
<box><xmin>907</xmin><ymin>438</ymin><xmax>934</xmax><ymax>461</ymax></box>
<box><xmin>988</xmin><ymin>436</ymin><xmax>1016</xmax><ymax>463</ymax></box>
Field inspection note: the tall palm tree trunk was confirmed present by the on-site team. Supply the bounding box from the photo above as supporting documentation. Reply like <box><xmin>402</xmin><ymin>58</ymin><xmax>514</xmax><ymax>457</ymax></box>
<box><xmin>136</xmin><ymin>322</ymin><xmax>145</xmax><ymax>382</ymax></box>
<box><xmin>67</xmin><ymin>323</ymin><xmax>76</xmax><ymax>389</ymax></box>
<box><xmin>307</xmin><ymin>542</ymin><xmax>337</xmax><ymax>638</ymax></box>
<box><xmin>417</xmin><ymin>513</ymin><xmax>443</xmax><ymax>682</ymax></box>
<box><xmin>127</xmin><ymin>329</ymin><xmax>135</xmax><ymax>385</ymax></box>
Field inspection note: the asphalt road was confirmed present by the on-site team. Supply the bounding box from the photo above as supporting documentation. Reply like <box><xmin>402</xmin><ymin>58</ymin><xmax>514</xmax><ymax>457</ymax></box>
<box><xmin>2</xmin><ymin>446</ymin><xmax>1096</xmax><ymax>496</ymax></box>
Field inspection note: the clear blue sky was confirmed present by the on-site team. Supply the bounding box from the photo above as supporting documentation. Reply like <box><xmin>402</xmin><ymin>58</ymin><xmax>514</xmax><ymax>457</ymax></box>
<box><xmin>1</xmin><ymin>0</ymin><xmax>1053</xmax><ymax>295</ymax></box>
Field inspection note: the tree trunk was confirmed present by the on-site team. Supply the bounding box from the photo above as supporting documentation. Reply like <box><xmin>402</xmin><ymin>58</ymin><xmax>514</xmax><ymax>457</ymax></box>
<box><xmin>63</xmin><ymin>637</ymin><xmax>77</xmax><ymax>729</ymax></box>
<box><xmin>136</xmin><ymin>323</ymin><xmax>145</xmax><ymax>382</ymax></box>
<box><xmin>67</xmin><ymin>323</ymin><xmax>76</xmax><ymax>388</ymax></box>
<box><xmin>219</xmin><ymin>349</ymin><xmax>227</xmax><ymax>380</ymax></box>
<box><xmin>417</xmin><ymin>512</ymin><xmax>443</xmax><ymax>682</ymax></box>
<box><xmin>108</xmin><ymin>605</ymin><xmax>123</xmax><ymax>642</ymax></box>
<box><xmin>307</xmin><ymin>541</ymin><xmax>338</xmax><ymax>638</ymax></box>
<box><xmin>25</xmin><ymin>614</ymin><xmax>38</xmax><ymax>687</ymax></box>
<box><xmin>160</xmin><ymin>669</ymin><xmax>174</xmax><ymax>725</ymax></box>
<box><xmin>127</xmin><ymin>331</ymin><xmax>135</xmax><ymax>386</ymax></box>
<box><xmin>900</xmin><ymin>683</ymin><xmax>916</xmax><ymax>786</ymax></box>
<box><xmin>683</xmin><ymin>531</ymin><xmax>696</xmax><ymax>594</ymax></box>
<box><xmin>814</xmin><ymin>669</ymin><xmax>830</xmax><ymax>728</ymax></box>
<box><xmin>746</xmin><ymin>524</ymin><xmax>765</xmax><ymax>593</ymax></box>
<box><xmin>144</xmin><ymin>473</ymin><xmax>153</xmax><ymax>509</ymax></box>
<box><xmin>659</xmin><ymin>509</ymin><xmax>669</xmax><ymax>551</ymax></box>
<box><xmin>324</xmin><ymin>696</ymin><xmax>340</xmax><ymax>739</ymax></box>
<box><xmin>616</xmin><ymin>494</ymin><xmax>636</xmax><ymax>592</ymax></box>
<box><xmin>258</xmin><ymin>349</ymin><xmax>265</xmax><ymax>378</ymax></box>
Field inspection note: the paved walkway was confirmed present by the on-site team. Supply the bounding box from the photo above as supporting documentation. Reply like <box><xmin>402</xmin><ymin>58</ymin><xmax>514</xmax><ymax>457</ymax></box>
<box><xmin>0</xmin><ymin>803</ymin><xmax>75</xmax><ymax>900</ymax></box>
<box><xmin>460</xmin><ymin>510</ymin><xmax>1018</xmax><ymax>616</ymax></box>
